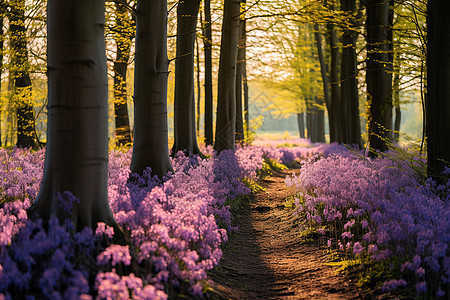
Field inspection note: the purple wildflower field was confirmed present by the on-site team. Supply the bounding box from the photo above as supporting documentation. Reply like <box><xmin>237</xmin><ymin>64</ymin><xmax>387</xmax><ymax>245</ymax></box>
<box><xmin>0</xmin><ymin>142</ymin><xmax>449</xmax><ymax>299</ymax></box>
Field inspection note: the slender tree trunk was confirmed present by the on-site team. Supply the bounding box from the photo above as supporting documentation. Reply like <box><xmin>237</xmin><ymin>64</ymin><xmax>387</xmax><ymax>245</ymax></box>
<box><xmin>172</xmin><ymin>0</ymin><xmax>203</xmax><ymax>156</ymax></box>
<box><xmin>426</xmin><ymin>0</ymin><xmax>450</xmax><ymax>181</ymax></box>
<box><xmin>203</xmin><ymin>0</ymin><xmax>214</xmax><ymax>146</ymax></box>
<box><xmin>10</xmin><ymin>0</ymin><xmax>37</xmax><ymax>148</ymax></box>
<box><xmin>340</xmin><ymin>0</ymin><xmax>361</xmax><ymax>147</ymax></box>
<box><xmin>30</xmin><ymin>0</ymin><xmax>121</xmax><ymax>236</ymax></box>
<box><xmin>393</xmin><ymin>51</ymin><xmax>401</xmax><ymax>143</ymax></box>
<box><xmin>243</xmin><ymin>54</ymin><xmax>249</xmax><ymax>142</ymax></box>
<box><xmin>113</xmin><ymin>0</ymin><xmax>132</xmax><ymax>147</ymax></box>
<box><xmin>130</xmin><ymin>0</ymin><xmax>172</xmax><ymax>178</ymax></box>
<box><xmin>196</xmin><ymin>31</ymin><xmax>201</xmax><ymax>136</ymax></box>
<box><xmin>366</xmin><ymin>0</ymin><xmax>393</xmax><ymax>155</ymax></box>
<box><xmin>215</xmin><ymin>0</ymin><xmax>241</xmax><ymax>152</ymax></box>
<box><xmin>325</xmin><ymin>1</ymin><xmax>342</xmax><ymax>143</ymax></box>
<box><xmin>314</xmin><ymin>23</ymin><xmax>334</xmax><ymax>144</ymax></box>
<box><xmin>0</xmin><ymin>2</ymin><xmax>4</xmax><ymax>147</ymax></box>
<box><xmin>235</xmin><ymin>2</ymin><xmax>246</xmax><ymax>144</ymax></box>
<box><xmin>297</xmin><ymin>112</ymin><xmax>305</xmax><ymax>139</ymax></box>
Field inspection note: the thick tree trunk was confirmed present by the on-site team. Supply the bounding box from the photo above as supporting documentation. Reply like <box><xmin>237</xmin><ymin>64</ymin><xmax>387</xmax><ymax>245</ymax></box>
<box><xmin>297</xmin><ymin>112</ymin><xmax>305</xmax><ymax>139</ymax></box>
<box><xmin>130</xmin><ymin>0</ymin><xmax>172</xmax><ymax>178</ymax></box>
<box><xmin>215</xmin><ymin>0</ymin><xmax>241</xmax><ymax>152</ymax></box>
<box><xmin>313</xmin><ymin>23</ymin><xmax>334</xmax><ymax>144</ymax></box>
<box><xmin>316</xmin><ymin>97</ymin><xmax>326</xmax><ymax>143</ymax></box>
<box><xmin>426</xmin><ymin>0</ymin><xmax>450</xmax><ymax>181</ymax></box>
<box><xmin>306</xmin><ymin>104</ymin><xmax>316</xmax><ymax>142</ymax></box>
<box><xmin>172</xmin><ymin>0</ymin><xmax>203</xmax><ymax>156</ymax></box>
<box><xmin>366</xmin><ymin>0</ymin><xmax>393</xmax><ymax>155</ymax></box>
<box><xmin>340</xmin><ymin>0</ymin><xmax>361</xmax><ymax>147</ymax></box>
<box><xmin>203</xmin><ymin>0</ymin><xmax>214</xmax><ymax>146</ymax></box>
<box><xmin>30</xmin><ymin>0</ymin><xmax>121</xmax><ymax>235</ymax></box>
<box><xmin>235</xmin><ymin>3</ymin><xmax>246</xmax><ymax>144</ymax></box>
<box><xmin>10</xmin><ymin>0</ymin><xmax>37</xmax><ymax>148</ymax></box>
<box><xmin>113</xmin><ymin>1</ymin><xmax>132</xmax><ymax>147</ymax></box>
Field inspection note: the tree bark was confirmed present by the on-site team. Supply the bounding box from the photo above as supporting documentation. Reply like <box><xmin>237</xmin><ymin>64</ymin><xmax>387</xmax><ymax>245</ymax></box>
<box><xmin>215</xmin><ymin>0</ymin><xmax>241</xmax><ymax>152</ymax></box>
<box><xmin>113</xmin><ymin>0</ymin><xmax>132</xmax><ymax>147</ymax></box>
<box><xmin>196</xmin><ymin>31</ymin><xmax>201</xmax><ymax>135</ymax></box>
<box><xmin>172</xmin><ymin>0</ymin><xmax>203</xmax><ymax>156</ymax></box>
<box><xmin>426</xmin><ymin>0</ymin><xmax>450</xmax><ymax>181</ymax></box>
<box><xmin>30</xmin><ymin>0</ymin><xmax>121</xmax><ymax>235</ymax></box>
<box><xmin>297</xmin><ymin>112</ymin><xmax>305</xmax><ymax>139</ymax></box>
<box><xmin>10</xmin><ymin>0</ymin><xmax>37</xmax><ymax>148</ymax></box>
<box><xmin>340</xmin><ymin>0</ymin><xmax>361</xmax><ymax>147</ymax></box>
<box><xmin>366</xmin><ymin>0</ymin><xmax>393</xmax><ymax>155</ymax></box>
<box><xmin>313</xmin><ymin>23</ymin><xmax>334</xmax><ymax>144</ymax></box>
<box><xmin>203</xmin><ymin>0</ymin><xmax>214</xmax><ymax>146</ymax></box>
<box><xmin>130</xmin><ymin>0</ymin><xmax>172</xmax><ymax>178</ymax></box>
<box><xmin>326</xmin><ymin>1</ymin><xmax>342</xmax><ymax>143</ymax></box>
<box><xmin>393</xmin><ymin>51</ymin><xmax>401</xmax><ymax>143</ymax></box>
<box><xmin>0</xmin><ymin>2</ymin><xmax>4</xmax><ymax>147</ymax></box>
<box><xmin>235</xmin><ymin>1</ymin><xmax>246</xmax><ymax>144</ymax></box>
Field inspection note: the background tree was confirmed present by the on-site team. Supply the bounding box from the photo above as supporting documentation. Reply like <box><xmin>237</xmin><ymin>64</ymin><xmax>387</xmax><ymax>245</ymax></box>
<box><xmin>172</xmin><ymin>0</ymin><xmax>203</xmax><ymax>156</ymax></box>
<box><xmin>215</xmin><ymin>0</ymin><xmax>241</xmax><ymax>152</ymax></box>
<box><xmin>366</xmin><ymin>0</ymin><xmax>393</xmax><ymax>155</ymax></box>
<box><xmin>0</xmin><ymin>1</ymin><xmax>5</xmax><ymax>147</ymax></box>
<box><xmin>10</xmin><ymin>0</ymin><xmax>37</xmax><ymax>148</ymax></box>
<box><xmin>29</xmin><ymin>0</ymin><xmax>121</xmax><ymax>235</ymax></box>
<box><xmin>235</xmin><ymin>0</ymin><xmax>246</xmax><ymax>144</ymax></box>
<box><xmin>202</xmin><ymin>0</ymin><xmax>214</xmax><ymax>146</ymax></box>
<box><xmin>426</xmin><ymin>0</ymin><xmax>450</xmax><ymax>182</ymax></box>
<box><xmin>340</xmin><ymin>0</ymin><xmax>361</xmax><ymax>146</ymax></box>
<box><xmin>130</xmin><ymin>0</ymin><xmax>172</xmax><ymax>179</ymax></box>
<box><xmin>111</xmin><ymin>0</ymin><xmax>134</xmax><ymax>146</ymax></box>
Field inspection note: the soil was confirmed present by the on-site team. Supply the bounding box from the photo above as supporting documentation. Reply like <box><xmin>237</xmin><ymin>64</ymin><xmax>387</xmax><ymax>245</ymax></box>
<box><xmin>208</xmin><ymin>168</ymin><xmax>363</xmax><ymax>300</ymax></box>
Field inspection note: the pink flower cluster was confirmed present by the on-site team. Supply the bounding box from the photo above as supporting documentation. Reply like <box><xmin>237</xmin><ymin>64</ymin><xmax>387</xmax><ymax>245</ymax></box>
<box><xmin>286</xmin><ymin>152</ymin><xmax>450</xmax><ymax>297</ymax></box>
<box><xmin>0</xmin><ymin>146</ymin><xmax>271</xmax><ymax>299</ymax></box>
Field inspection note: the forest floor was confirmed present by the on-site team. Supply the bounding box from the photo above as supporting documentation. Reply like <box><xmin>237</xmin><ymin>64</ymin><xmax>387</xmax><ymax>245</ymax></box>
<box><xmin>207</xmin><ymin>168</ymin><xmax>364</xmax><ymax>300</ymax></box>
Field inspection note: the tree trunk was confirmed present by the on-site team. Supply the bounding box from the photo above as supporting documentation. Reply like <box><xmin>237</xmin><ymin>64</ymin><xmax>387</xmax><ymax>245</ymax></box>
<box><xmin>0</xmin><ymin>2</ymin><xmax>4</xmax><ymax>147</ymax></box>
<box><xmin>130</xmin><ymin>0</ymin><xmax>172</xmax><ymax>178</ymax></box>
<box><xmin>10</xmin><ymin>0</ymin><xmax>37</xmax><ymax>148</ymax></box>
<box><xmin>393</xmin><ymin>51</ymin><xmax>401</xmax><ymax>143</ymax></box>
<box><xmin>203</xmin><ymin>0</ymin><xmax>214</xmax><ymax>146</ymax></box>
<box><xmin>172</xmin><ymin>0</ymin><xmax>203</xmax><ymax>156</ymax></box>
<box><xmin>366</xmin><ymin>0</ymin><xmax>393</xmax><ymax>155</ymax></box>
<box><xmin>30</xmin><ymin>0</ymin><xmax>121</xmax><ymax>235</ymax></box>
<box><xmin>235</xmin><ymin>2</ymin><xmax>246</xmax><ymax>144</ymax></box>
<box><xmin>196</xmin><ymin>31</ymin><xmax>201</xmax><ymax>136</ymax></box>
<box><xmin>340</xmin><ymin>0</ymin><xmax>361</xmax><ymax>147</ymax></box>
<box><xmin>426</xmin><ymin>0</ymin><xmax>450</xmax><ymax>181</ymax></box>
<box><xmin>243</xmin><ymin>55</ymin><xmax>249</xmax><ymax>142</ymax></box>
<box><xmin>214</xmin><ymin>0</ymin><xmax>241</xmax><ymax>152</ymax></box>
<box><xmin>313</xmin><ymin>23</ymin><xmax>334</xmax><ymax>144</ymax></box>
<box><xmin>326</xmin><ymin>1</ymin><xmax>342</xmax><ymax>143</ymax></box>
<box><xmin>297</xmin><ymin>112</ymin><xmax>305</xmax><ymax>139</ymax></box>
<box><xmin>316</xmin><ymin>97</ymin><xmax>326</xmax><ymax>143</ymax></box>
<box><xmin>113</xmin><ymin>0</ymin><xmax>132</xmax><ymax>147</ymax></box>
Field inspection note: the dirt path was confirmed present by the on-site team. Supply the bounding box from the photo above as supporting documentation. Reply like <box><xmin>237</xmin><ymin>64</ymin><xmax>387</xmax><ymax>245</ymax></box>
<box><xmin>208</xmin><ymin>169</ymin><xmax>362</xmax><ymax>300</ymax></box>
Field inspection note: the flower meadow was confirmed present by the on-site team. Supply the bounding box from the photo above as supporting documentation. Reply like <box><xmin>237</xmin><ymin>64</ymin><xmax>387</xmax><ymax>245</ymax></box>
<box><xmin>0</xmin><ymin>142</ymin><xmax>448</xmax><ymax>299</ymax></box>
<box><xmin>286</xmin><ymin>151</ymin><xmax>450</xmax><ymax>298</ymax></box>
<box><xmin>0</xmin><ymin>143</ymin><xmax>345</xmax><ymax>299</ymax></box>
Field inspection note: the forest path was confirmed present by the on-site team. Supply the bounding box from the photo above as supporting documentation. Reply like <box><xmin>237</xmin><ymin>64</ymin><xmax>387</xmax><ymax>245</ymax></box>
<box><xmin>208</xmin><ymin>169</ymin><xmax>362</xmax><ymax>300</ymax></box>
